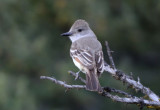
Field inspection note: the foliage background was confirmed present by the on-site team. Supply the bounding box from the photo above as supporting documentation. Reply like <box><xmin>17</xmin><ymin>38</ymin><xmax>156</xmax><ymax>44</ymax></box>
<box><xmin>0</xmin><ymin>0</ymin><xmax>160</xmax><ymax>110</ymax></box>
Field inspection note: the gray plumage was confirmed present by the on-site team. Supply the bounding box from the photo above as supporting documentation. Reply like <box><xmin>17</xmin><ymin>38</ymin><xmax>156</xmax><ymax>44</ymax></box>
<box><xmin>61</xmin><ymin>19</ymin><xmax>104</xmax><ymax>92</ymax></box>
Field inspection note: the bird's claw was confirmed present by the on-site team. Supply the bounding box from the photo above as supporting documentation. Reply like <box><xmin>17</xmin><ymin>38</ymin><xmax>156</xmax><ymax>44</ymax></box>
<box><xmin>75</xmin><ymin>71</ymin><xmax>80</xmax><ymax>80</ymax></box>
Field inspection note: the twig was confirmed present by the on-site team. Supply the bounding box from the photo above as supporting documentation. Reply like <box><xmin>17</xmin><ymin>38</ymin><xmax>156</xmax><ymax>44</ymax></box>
<box><xmin>40</xmin><ymin>76</ymin><xmax>86</xmax><ymax>89</ymax></box>
<box><xmin>105</xmin><ymin>41</ymin><xmax>116</xmax><ymax>70</ymax></box>
<box><xmin>103</xmin><ymin>87</ymin><xmax>134</xmax><ymax>98</ymax></box>
<box><xmin>104</xmin><ymin>41</ymin><xmax>160</xmax><ymax>102</ymax></box>
<box><xmin>102</xmin><ymin>92</ymin><xmax>160</xmax><ymax>107</ymax></box>
<box><xmin>68</xmin><ymin>71</ymin><xmax>86</xmax><ymax>83</ymax></box>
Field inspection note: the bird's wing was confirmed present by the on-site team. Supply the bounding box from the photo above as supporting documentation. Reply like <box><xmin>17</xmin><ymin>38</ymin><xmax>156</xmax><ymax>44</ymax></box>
<box><xmin>70</xmin><ymin>48</ymin><xmax>93</xmax><ymax>67</ymax></box>
<box><xmin>95</xmin><ymin>51</ymin><xmax>104</xmax><ymax>76</ymax></box>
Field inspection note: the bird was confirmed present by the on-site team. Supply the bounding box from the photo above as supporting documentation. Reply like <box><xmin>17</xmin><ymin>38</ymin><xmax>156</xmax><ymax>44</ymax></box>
<box><xmin>61</xmin><ymin>19</ymin><xmax>104</xmax><ymax>92</ymax></box>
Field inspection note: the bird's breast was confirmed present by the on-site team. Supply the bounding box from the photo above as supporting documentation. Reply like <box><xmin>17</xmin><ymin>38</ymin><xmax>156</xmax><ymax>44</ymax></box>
<box><xmin>72</xmin><ymin>58</ymin><xmax>86</xmax><ymax>74</ymax></box>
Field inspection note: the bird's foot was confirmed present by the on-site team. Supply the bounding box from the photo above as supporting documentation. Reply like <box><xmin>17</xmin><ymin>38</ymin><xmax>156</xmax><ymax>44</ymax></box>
<box><xmin>75</xmin><ymin>71</ymin><xmax>80</xmax><ymax>80</ymax></box>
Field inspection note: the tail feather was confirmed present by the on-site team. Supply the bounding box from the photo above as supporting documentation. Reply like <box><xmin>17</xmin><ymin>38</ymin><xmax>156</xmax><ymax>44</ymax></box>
<box><xmin>86</xmin><ymin>69</ymin><xmax>102</xmax><ymax>92</ymax></box>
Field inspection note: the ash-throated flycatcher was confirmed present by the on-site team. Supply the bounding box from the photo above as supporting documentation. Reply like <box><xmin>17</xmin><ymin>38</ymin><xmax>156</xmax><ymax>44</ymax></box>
<box><xmin>61</xmin><ymin>19</ymin><xmax>104</xmax><ymax>92</ymax></box>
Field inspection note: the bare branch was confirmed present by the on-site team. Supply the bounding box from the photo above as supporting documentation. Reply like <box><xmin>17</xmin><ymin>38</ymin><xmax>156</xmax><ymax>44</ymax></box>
<box><xmin>104</xmin><ymin>42</ymin><xmax>160</xmax><ymax>102</ymax></box>
<box><xmin>40</xmin><ymin>75</ymin><xmax>160</xmax><ymax>108</ymax></box>
<box><xmin>105</xmin><ymin>41</ymin><xmax>116</xmax><ymax>70</ymax></box>
<box><xmin>40</xmin><ymin>76</ymin><xmax>86</xmax><ymax>89</ymax></box>
<box><xmin>40</xmin><ymin>41</ymin><xmax>160</xmax><ymax>109</ymax></box>
<box><xmin>68</xmin><ymin>71</ymin><xmax>135</xmax><ymax>98</ymax></box>
<box><xmin>68</xmin><ymin>71</ymin><xmax>86</xmax><ymax>83</ymax></box>
<box><xmin>103</xmin><ymin>87</ymin><xmax>134</xmax><ymax>98</ymax></box>
<box><xmin>102</xmin><ymin>92</ymin><xmax>160</xmax><ymax>107</ymax></box>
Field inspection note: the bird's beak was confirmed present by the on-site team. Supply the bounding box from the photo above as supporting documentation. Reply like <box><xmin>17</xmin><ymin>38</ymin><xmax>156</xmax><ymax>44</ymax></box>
<box><xmin>61</xmin><ymin>32</ymin><xmax>73</xmax><ymax>36</ymax></box>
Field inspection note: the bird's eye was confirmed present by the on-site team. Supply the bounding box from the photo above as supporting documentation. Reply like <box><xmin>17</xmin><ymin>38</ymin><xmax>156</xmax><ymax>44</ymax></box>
<box><xmin>78</xmin><ymin>29</ymin><xmax>82</xmax><ymax>32</ymax></box>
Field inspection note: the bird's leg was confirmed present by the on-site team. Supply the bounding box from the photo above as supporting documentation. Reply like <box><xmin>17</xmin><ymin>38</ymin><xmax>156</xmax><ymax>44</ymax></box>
<box><xmin>75</xmin><ymin>71</ymin><xmax>81</xmax><ymax>80</ymax></box>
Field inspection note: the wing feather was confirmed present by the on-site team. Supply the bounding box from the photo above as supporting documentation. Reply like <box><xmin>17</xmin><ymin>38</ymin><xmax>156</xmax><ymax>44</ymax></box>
<box><xmin>95</xmin><ymin>51</ymin><xmax>104</xmax><ymax>76</ymax></box>
<box><xmin>70</xmin><ymin>48</ymin><xmax>93</xmax><ymax>67</ymax></box>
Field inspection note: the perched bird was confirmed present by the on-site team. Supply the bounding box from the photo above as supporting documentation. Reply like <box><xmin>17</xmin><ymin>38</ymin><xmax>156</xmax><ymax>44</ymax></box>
<box><xmin>61</xmin><ymin>19</ymin><xmax>104</xmax><ymax>92</ymax></box>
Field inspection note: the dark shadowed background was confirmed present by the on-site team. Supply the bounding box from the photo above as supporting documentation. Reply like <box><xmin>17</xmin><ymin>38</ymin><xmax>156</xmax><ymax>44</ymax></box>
<box><xmin>0</xmin><ymin>0</ymin><xmax>160</xmax><ymax>110</ymax></box>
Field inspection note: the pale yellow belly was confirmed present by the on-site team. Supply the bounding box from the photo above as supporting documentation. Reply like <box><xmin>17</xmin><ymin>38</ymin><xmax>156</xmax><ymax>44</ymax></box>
<box><xmin>72</xmin><ymin>58</ymin><xmax>86</xmax><ymax>74</ymax></box>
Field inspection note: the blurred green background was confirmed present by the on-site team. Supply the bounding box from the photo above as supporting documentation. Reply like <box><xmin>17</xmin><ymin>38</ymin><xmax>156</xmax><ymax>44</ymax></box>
<box><xmin>0</xmin><ymin>0</ymin><xmax>160</xmax><ymax>110</ymax></box>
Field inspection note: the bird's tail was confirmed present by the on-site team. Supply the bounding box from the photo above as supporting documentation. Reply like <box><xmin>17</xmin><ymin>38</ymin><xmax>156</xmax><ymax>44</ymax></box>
<box><xmin>86</xmin><ymin>69</ymin><xmax>102</xmax><ymax>92</ymax></box>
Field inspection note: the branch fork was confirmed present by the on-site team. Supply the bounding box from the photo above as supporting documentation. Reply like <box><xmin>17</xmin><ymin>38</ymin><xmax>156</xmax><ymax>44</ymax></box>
<box><xmin>40</xmin><ymin>41</ymin><xmax>160</xmax><ymax>109</ymax></box>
